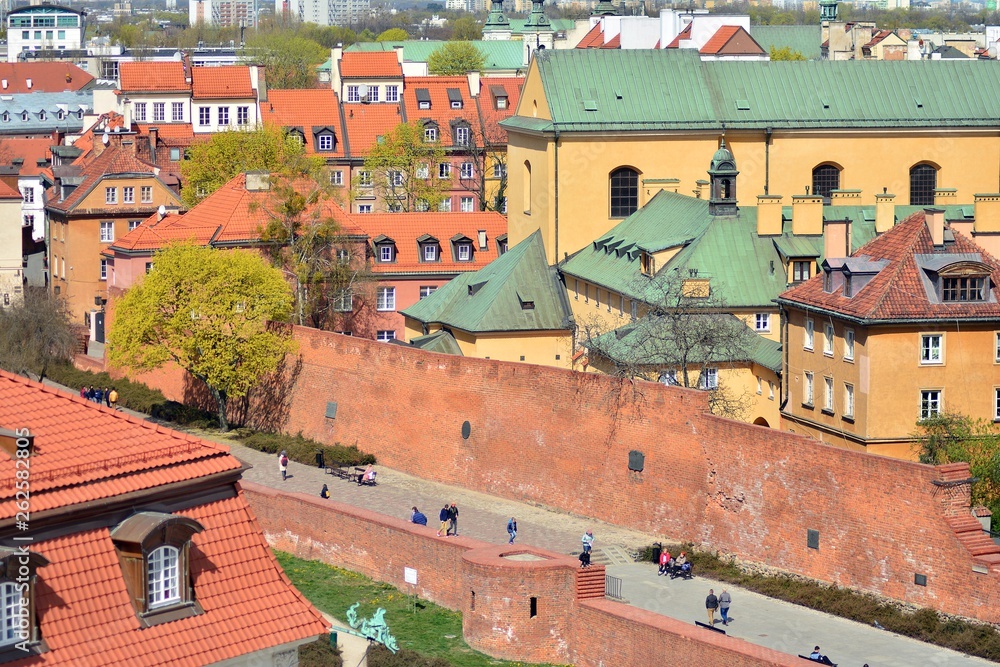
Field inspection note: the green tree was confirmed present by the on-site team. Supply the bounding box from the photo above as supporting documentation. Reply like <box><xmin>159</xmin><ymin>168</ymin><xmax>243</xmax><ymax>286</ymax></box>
<box><xmin>108</xmin><ymin>243</ymin><xmax>294</xmax><ymax>431</ymax></box>
<box><xmin>359</xmin><ymin>28</ymin><xmax>376</xmax><ymax>41</ymax></box>
<box><xmin>180</xmin><ymin>125</ymin><xmax>305</xmax><ymax>207</ymax></box>
<box><xmin>427</xmin><ymin>41</ymin><xmax>486</xmax><ymax>75</ymax></box>
<box><xmin>0</xmin><ymin>288</ymin><xmax>77</xmax><ymax>382</ymax></box>
<box><xmin>376</xmin><ymin>28</ymin><xmax>409</xmax><ymax>42</ymax></box>
<box><xmin>241</xmin><ymin>31</ymin><xmax>327</xmax><ymax>88</ymax></box>
<box><xmin>359</xmin><ymin>122</ymin><xmax>448</xmax><ymax>213</ymax></box>
<box><xmin>769</xmin><ymin>46</ymin><xmax>807</xmax><ymax>61</ymax></box>
<box><xmin>916</xmin><ymin>414</ymin><xmax>1000</xmax><ymax>518</ymax></box>
<box><xmin>449</xmin><ymin>16</ymin><xmax>482</xmax><ymax>41</ymax></box>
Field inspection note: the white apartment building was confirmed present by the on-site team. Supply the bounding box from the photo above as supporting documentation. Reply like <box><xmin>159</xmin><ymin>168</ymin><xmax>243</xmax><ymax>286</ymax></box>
<box><xmin>6</xmin><ymin>4</ymin><xmax>85</xmax><ymax>63</ymax></box>
<box><xmin>275</xmin><ymin>0</ymin><xmax>370</xmax><ymax>27</ymax></box>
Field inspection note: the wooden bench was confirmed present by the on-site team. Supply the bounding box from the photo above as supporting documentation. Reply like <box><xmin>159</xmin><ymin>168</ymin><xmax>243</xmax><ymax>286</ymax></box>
<box><xmin>325</xmin><ymin>465</ymin><xmax>353</xmax><ymax>480</ymax></box>
<box><xmin>357</xmin><ymin>467</ymin><xmax>377</xmax><ymax>486</ymax></box>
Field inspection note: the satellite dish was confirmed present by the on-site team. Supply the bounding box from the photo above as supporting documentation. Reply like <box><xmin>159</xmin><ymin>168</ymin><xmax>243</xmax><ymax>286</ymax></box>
<box><xmin>358</xmin><ymin>84</ymin><xmax>369</xmax><ymax>98</ymax></box>
<box><xmin>102</xmin><ymin>130</ymin><xmax>109</xmax><ymax>145</ymax></box>
<box><xmin>157</xmin><ymin>205</ymin><xmax>167</xmax><ymax>219</ymax></box>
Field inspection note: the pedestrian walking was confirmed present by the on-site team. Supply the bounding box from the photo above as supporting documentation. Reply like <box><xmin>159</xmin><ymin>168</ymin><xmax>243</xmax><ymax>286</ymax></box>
<box><xmin>279</xmin><ymin>450</ymin><xmax>288</xmax><ymax>481</ymax></box>
<box><xmin>706</xmin><ymin>589</ymin><xmax>719</xmax><ymax>626</ymax></box>
<box><xmin>437</xmin><ymin>503</ymin><xmax>450</xmax><ymax>537</ymax></box>
<box><xmin>581</xmin><ymin>530</ymin><xmax>594</xmax><ymax>554</ymax></box>
<box><xmin>108</xmin><ymin>387</ymin><xmax>118</xmax><ymax>410</ymax></box>
<box><xmin>719</xmin><ymin>589</ymin><xmax>731</xmax><ymax>625</ymax></box>
<box><xmin>411</xmin><ymin>507</ymin><xmax>428</xmax><ymax>525</ymax></box>
<box><xmin>507</xmin><ymin>517</ymin><xmax>517</xmax><ymax>544</ymax></box>
<box><xmin>447</xmin><ymin>502</ymin><xmax>459</xmax><ymax>536</ymax></box>
<box><xmin>94</xmin><ymin>387</ymin><xmax>104</xmax><ymax>405</ymax></box>
<box><xmin>103</xmin><ymin>387</ymin><xmax>111</xmax><ymax>407</ymax></box>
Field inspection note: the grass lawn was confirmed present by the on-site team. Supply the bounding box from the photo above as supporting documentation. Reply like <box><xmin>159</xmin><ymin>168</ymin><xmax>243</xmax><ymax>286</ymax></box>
<box><xmin>276</xmin><ymin>552</ymin><xmax>564</xmax><ymax>667</ymax></box>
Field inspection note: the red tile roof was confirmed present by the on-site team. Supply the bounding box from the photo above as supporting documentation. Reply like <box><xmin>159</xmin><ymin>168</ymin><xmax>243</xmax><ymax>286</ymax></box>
<box><xmin>778</xmin><ymin>211</ymin><xmax>1000</xmax><ymax>321</ymax></box>
<box><xmin>0</xmin><ymin>179</ymin><xmax>21</xmax><ymax>199</ymax></box>
<box><xmin>479</xmin><ymin>77</ymin><xmax>522</xmax><ymax>142</ymax></box>
<box><xmin>46</xmin><ymin>145</ymin><xmax>167</xmax><ymax>214</ymax></box>
<box><xmin>342</xmin><ymin>102</ymin><xmax>404</xmax><ymax>154</ymax></box>
<box><xmin>1</xmin><ymin>138</ymin><xmax>51</xmax><ymax>176</ymax></box>
<box><xmin>339</xmin><ymin>51</ymin><xmax>403</xmax><ymax>79</ymax></box>
<box><xmin>0</xmin><ymin>372</ymin><xmax>328</xmax><ymax>666</ymax></box>
<box><xmin>667</xmin><ymin>24</ymin><xmax>691</xmax><ymax>49</ymax></box>
<box><xmin>604</xmin><ymin>34</ymin><xmax>621</xmax><ymax>48</ymax></box>
<box><xmin>403</xmin><ymin>76</ymin><xmax>480</xmax><ymax>148</ymax></box>
<box><xmin>109</xmin><ymin>173</ymin><xmax>355</xmax><ymax>254</ymax></box>
<box><xmin>0</xmin><ymin>373</ymin><xmax>240</xmax><ymax>519</ymax></box>
<box><xmin>261</xmin><ymin>89</ymin><xmax>346</xmax><ymax>157</ymax></box>
<box><xmin>864</xmin><ymin>29</ymin><xmax>896</xmax><ymax>48</ymax></box>
<box><xmin>119</xmin><ymin>62</ymin><xmax>189</xmax><ymax>93</ymax></box>
<box><xmin>0</xmin><ymin>62</ymin><xmax>92</xmax><ymax>93</ymax></box>
<box><xmin>191</xmin><ymin>65</ymin><xmax>255</xmax><ymax>99</ymax></box>
<box><xmin>699</xmin><ymin>25</ymin><xmax>764</xmax><ymax>55</ymax></box>
<box><xmin>576</xmin><ymin>23</ymin><xmax>605</xmax><ymax>48</ymax></box>
<box><xmin>355</xmin><ymin>211</ymin><xmax>507</xmax><ymax>275</ymax></box>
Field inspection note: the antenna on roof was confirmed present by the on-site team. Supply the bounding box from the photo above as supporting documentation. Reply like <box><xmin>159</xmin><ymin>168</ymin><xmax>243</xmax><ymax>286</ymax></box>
<box><xmin>102</xmin><ymin>130</ymin><xmax>109</xmax><ymax>145</ymax></box>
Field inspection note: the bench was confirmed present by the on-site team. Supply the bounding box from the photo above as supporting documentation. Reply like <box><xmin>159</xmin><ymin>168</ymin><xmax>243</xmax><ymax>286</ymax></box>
<box><xmin>798</xmin><ymin>656</ymin><xmax>836</xmax><ymax>666</ymax></box>
<box><xmin>357</xmin><ymin>467</ymin><xmax>377</xmax><ymax>486</ymax></box>
<box><xmin>325</xmin><ymin>465</ymin><xmax>353</xmax><ymax>480</ymax></box>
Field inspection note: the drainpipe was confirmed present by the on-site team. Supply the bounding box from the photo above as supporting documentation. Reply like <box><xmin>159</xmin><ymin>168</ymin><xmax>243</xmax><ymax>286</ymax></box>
<box><xmin>554</xmin><ymin>129</ymin><xmax>560</xmax><ymax>265</ymax></box>
<box><xmin>764</xmin><ymin>127</ymin><xmax>772</xmax><ymax>196</ymax></box>
<box><xmin>778</xmin><ymin>302</ymin><xmax>789</xmax><ymax>412</ymax></box>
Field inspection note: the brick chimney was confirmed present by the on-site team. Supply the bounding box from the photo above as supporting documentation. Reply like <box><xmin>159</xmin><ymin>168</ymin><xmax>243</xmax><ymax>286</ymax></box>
<box><xmin>756</xmin><ymin>195</ymin><xmax>783</xmax><ymax>236</ymax></box>
<box><xmin>875</xmin><ymin>191</ymin><xmax>895</xmax><ymax>233</ymax></box>
<box><xmin>925</xmin><ymin>208</ymin><xmax>945</xmax><ymax>247</ymax></box>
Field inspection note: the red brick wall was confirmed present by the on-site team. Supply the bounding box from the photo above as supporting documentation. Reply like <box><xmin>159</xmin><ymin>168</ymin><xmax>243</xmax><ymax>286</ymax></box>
<box><xmin>243</xmin><ymin>482</ymin><xmax>808</xmax><ymax>667</ymax></box>
<box><xmin>132</xmin><ymin>326</ymin><xmax>1000</xmax><ymax>623</ymax></box>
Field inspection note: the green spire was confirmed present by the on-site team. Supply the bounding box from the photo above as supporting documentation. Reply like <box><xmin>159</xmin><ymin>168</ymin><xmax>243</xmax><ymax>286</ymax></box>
<box><xmin>523</xmin><ymin>0</ymin><xmax>551</xmax><ymax>32</ymax></box>
<box><xmin>819</xmin><ymin>0</ymin><xmax>838</xmax><ymax>22</ymax></box>
<box><xmin>592</xmin><ymin>0</ymin><xmax>617</xmax><ymax>16</ymax></box>
<box><xmin>484</xmin><ymin>0</ymin><xmax>509</xmax><ymax>32</ymax></box>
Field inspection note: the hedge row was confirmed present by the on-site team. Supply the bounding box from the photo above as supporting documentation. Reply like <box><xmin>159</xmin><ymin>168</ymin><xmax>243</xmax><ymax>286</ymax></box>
<box><xmin>298</xmin><ymin>636</ymin><xmax>342</xmax><ymax>667</ymax></box>
<box><xmin>639</xmin><ymin>543</ymin><xmax>1000</xmax><ymax>661</ymax></box>
<box><xmin>232</xmin><ymin>430</ymin><xmax>375</xmax><ymax>468</ymax></box>
<box><xmin>46</xmin><ymin>363</ymin><xmax>169</xmax><ymax>414</ymax></box>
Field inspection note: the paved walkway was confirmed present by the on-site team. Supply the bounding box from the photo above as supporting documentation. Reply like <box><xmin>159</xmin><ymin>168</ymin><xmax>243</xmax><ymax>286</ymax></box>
<box><xmin>216</xmin><ymin>435</ymin><xmax>992</xmax><ymax>667</ymax></box>
<box><xmin>38</xmin><ymin>376</ymin><xmax>992</xmax><ymax>667</ymax></box>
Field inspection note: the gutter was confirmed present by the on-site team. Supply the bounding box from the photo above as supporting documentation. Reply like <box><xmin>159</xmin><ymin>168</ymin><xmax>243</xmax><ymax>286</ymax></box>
<box><xmin>774</xmin><ymin>297</ymin><xmax>1000</xmax><ymax>326</ymax></box>
<box><xmin>554</xmin><ymin>129</ymin><xmax>560</xmax><ymax>264</ymax></box>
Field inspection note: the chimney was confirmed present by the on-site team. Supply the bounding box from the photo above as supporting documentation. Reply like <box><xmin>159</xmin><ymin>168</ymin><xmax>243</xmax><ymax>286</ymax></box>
<box><xmin>925</xmin><ymin>208</ymin><xmax>945</xmax><ymax>247</ymax></box>
<box><xmin>148</xmin><ymin>126</ymin><xmax>159</xmax><ymax>165</ymax></box>
<box><xmin>467</xmin><ymin>71</ymin><xmax>480</xmax><ymax>97</ymax></box>
<box><xmin>829</xmin><ymin>189</ymin><xmax>860</xmax><ymax>206</ymax></box>
<box><xmin>756</xmin><ymin>195</ymin><xmax>783</xmax><ymax>236</ymax></box>
<box><xmin>791</xmin><ymin>194</ymin><xmax>824</xmax><ymax>236</ymax></box>
<box><xmin>875</xmin><ymin>191</ymin><xmax>895</xmax><ymax>233</ymax></box>
<box><xmin>973</xmin><ymin>194</ymin><xmax>1000</xmax><ymax>234</ymax></box>
<box><xmin>934</xmin><ymin>188</ymin><xmax>956</xmax><ymax>207</ymax></box>
<box><xmin>395</xmin><ymin>45</ymin><xmax>404</xmax><ymax>65</ymax></box>
<box><xmin>245</xmin><ymin>171</ymin><xmax>270</xmax><ymax>192</ymax></box>
<box><xmin>824</xmin><ymin>217</ymin><xmax>850</xmax><ymax>260</ymax></box>
<box><xmin>1</xmin><ymin>80</ymin><xmax>7</xmax><ymax>90</ymax></box>
<box><xmin>331</xmin><ymin>46</ymin><xmax>344</xmax><ymax>95</ymax></box>
<box><xmin>26</xmin><ymin>78</ymin><xmax>31</xmax><ymax>89</ymax></box>
<box><xmin>477</xmin><ymin>229</ymin><xmax>487</xmax><ymax>249</ymax></box>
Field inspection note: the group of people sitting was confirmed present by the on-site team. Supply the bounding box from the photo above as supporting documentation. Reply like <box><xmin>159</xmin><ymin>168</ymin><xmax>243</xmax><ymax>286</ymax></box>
<box><xmin>657</xmin><ymin>550</ymin><xmax>693</xmax><ymax>578</ymax></box>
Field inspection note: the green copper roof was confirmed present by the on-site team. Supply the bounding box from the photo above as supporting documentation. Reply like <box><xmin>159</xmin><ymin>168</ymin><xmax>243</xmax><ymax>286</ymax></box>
<box><xmin>561</xmin><ymin>190</ymin><xmax>977</xmax><ymax>310</ymax></box>
<box><xmin>402</xmin><ymin>230</ymin><xmax>574</xmax><ymax>333</ymax></box>
<box><xmin>749</xmin><ymin>25</ymin><xmax>822</xmax><ymax>60</ymax></box>
<box><xmin>409</xmin><ymin>330</ymin><xmax>464</xmax><ymax>355</ymax></box>
<box><xmin>345</xmin><ymin>40</ymin><xmax>524</xmax><ymax>71</ymax></box>
<box><xmin>503</xmin><ymin>49</ymin><xmax>1000</xmax><ymax>133</ymax></box>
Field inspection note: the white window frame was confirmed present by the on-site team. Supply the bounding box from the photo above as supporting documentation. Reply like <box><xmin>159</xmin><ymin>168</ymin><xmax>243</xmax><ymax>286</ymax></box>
<box><xmin>332</xmin><ymin>290</ymin><xmax>353</xmax><ymax>312</ymax></box>
<box><xmin>330</xmin><ymin>170</ymin><xmax>343</xmax><ymax>186</ymax></box>
<box><xmin>237</xmin><ymin>106</ymin><xmax>249</xmax><ymax>125</ymax></box>
<box><xmin>0</xmin><ymin>582</ymin><xmax>24</xmax><ymax>646</ymax></box>
<box><xmin>844</xmin><ymin>328</ymin><xmax>855</xmax><ymax>362</ymax></box>
<box><xmin>419</xmin><ymin>286</ymin><xmax>436</xmax><ymax>299</ymax></box>
<box><xmin>100</xmin><ymin>221</ymin><xmax>114</xmax><ymax>243</ymax></box>
<box><xmin>385</xmin><ymin>85</ymin><xmax>399</xmax><ymax>102</ymax></box>
<box><xmin>21</xmin><ymin>187</ymin><xmax>33</xmax><ymax>204</ymax></box>
<box><xmin>823</xmin><ymin>376</ymin><xmax>834</xmax><ymax>412</ymax></box>
<box><xmin>100</xmin><ymin>258</ymin><xmax>108</xmax><ymax>280</ymax></box>
<box><xmin>460</xmin><ymin>162</ymin><xmax>474</xmax><ymax>179</ymax></box>
<box><xmin>171</xmin><ymin>102</ymin><xmax>184</xmax><ymax>122</ymax></box>
<box><xmin>804</xmin><ymin>318</ymin><xmax>814</xmax><ymax>351</ymax></box>
<box><xmin>379</xmin><ymin>245</ymin><xmax>393</xmax><ymax>262</ymax></box>
<box><xmin>129</xmin><ymin>220</ymin><xmax>141</xmax><ymax>231</ymax></box>
<box><xmin>376</xmin><ymin>330</ymin><xmax>396</xmax><ymax>341</ymax></box>
<box><xmin>699</xmin><ymin>367</ymin><xmax>718</xmax><ymax>390</ymax></box>
<box><xmin>140</xmin><ymin>186</ymin><xmax>153</xmax><ymax>203</ymax></box>
<box><xmin>756</xmin><ymin>376</ymin><xmax>762</xmax><ymax>395</ymax></box>
<box><xmin>218</xmin><ymin>106</ymin><xmax>229</xmax><ymax>125</ymax></box>
<box><xmin>995</xmin><ymin>387</ymin><xmax>1000</xmax><ymax>421</ymax></box>
<box><xmin>368</xmin><ymin>87</ymin><xmax>379</xmax><ymax>102</ymax></box>
<box><xmin>147</xmin><ymin>545</ymin><xmax>180</xmax><ymax>609</ymax></box>
<box><xmin>438</xmin><ymin>162</ymin><xmax>451</xmax><ymax>179</ymax></box>
<box><xmin>804</xmin><ymin>371</ymin><xmax>814</xmax><ymax>406</ymax></box>
<box><xmin>423</xmin><ymin>245</ymin><xmax>437</xmax><ymax>262</ymax></box>
<box><xmin>438</xmin><ymin>198</ymin><xmax>452</xmax><ymax>212</ymax></box>
<box><xmin>134</xmin><ymin>102</ymin><xmax>147</xmax><ymax>122</ymax></box>
<box><xmin>358</xmin><ymin>204</ymin><xmax>372</xmax><ymax>214</ymax></box>
<box><xmin>198</xmin><ymin>106</ymin><xmax>210</xmax><ymax>126</ymax></box>
<box><xmin>358</xmin><ymin>171</ymin><xmax>372</xmax><ymax>187</ymax></box>
<box><xmin>755</xmin><ymin>313</ymin><xmax>770</xmax><ymax>332</ymax></box>
<box><xmin>920</xmin><ymin>389</ymin><xmax>942</xmax><ymax>420</ymax></box>
<box><xmin>493</xmin><ymin>163</ymin><xmax>507</xmax><ymax>178</ymax></box>
<box><xmin>389</xmin><ymin>170</ymin><xmax>404</xmax><ymax>187</ymax></box>
<box><xmin>318</xmin><ymin>134</ymin><xmax>334</xmax><ymax>151</ymax></box>
<box><xmin>996</xmin><ymin>332</ymin><xmax>1000</xmax><ymax>362</ymax></box>
<box><xmin>377</xmin><ymin>286</ymin><xmax>396</xmax><ymax>311</ymax></box>
<box><xmin>123</xmin><ymin>186</ymin><xmax>134</xmax><ymax>204</ymax></box>
<box><xmin>920</xmin><ymin>333</ymin><xmax>943</xmax><ymax>365</ymax></box>
<box><xmin>845</xmin><ymin>383</ymin><xmax>855</xmax><ymax>418</ymax></box>
<box><xmin>823</xmin><ymin>323</ymin><xmax>834</xmax><ymax>357</ymax></box>
<box><xmin>460</xmin><ymin>197</ymin><xmax>474</xmax><ymax>212</ymax></box>
<box><xmin>346</xmin><ymin>85</ymin><xmax>360</xmax><ymax>102</ymax></box>
<box><xmin>455</xmin><ymin>126</ymin><xmax>470</xmax><ymax>146</ymax></box>
<box><xmin>152</xmin><ymin>102</ymin><xmax>165</xmax><ymax>122</ymax></box>
<box><xmin>457</xmin><ymin>243</ymin><xmax>472</xmax><ymax>261</ymax></box>
<box><xmin>105</xmin><ymin>187</ymin><xmax>117</xmax><ymax>205</ymax></box>
<box><xmin>424</xmin><ymin>127</ymin><xmax>438</xmax><ymax>142</ymax></box>
<box><xmin>416</xmin><ymin>163</ymin><xmax>429</xmax><ymax>179</ymax></box>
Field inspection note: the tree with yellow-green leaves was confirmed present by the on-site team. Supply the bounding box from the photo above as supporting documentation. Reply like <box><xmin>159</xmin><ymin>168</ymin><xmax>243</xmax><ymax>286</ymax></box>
<box><xmin>769</xmin><ymin>46</ymin><xmax>806</xmax><ymax>60</ymax></box>
<box><xmin>428</xmin><ymin>41</ymin><xmax>486</xmax><ymax>75</ymax></box>
<box><xmin>358</xmin><ymin>122</ymin><xmax>448</xmax><ymax>213</ymax></box>
<box><xmin>180</xmin><ymin>125</ymin><xmax>306</xmax><ymax>207</ymax></box>
<box><xmin>107</xmin><ymin>243</ymin><xmax>295</xmax><ymax>431</ymax></box>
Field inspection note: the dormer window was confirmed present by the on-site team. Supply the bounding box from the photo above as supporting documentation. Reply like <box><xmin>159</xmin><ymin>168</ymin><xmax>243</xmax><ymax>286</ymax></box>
<box><xmin>37</xmin><ymin>110</ymin><xmax>45</xmax><ymax>121</ymax></box>
<box><xmin>20</xmin><ymin>112</ymin><xmax>28</xmax><ymax>122</ymax></box>
<box><xmin>455</xmin><ymin>125</ymin><xmax>470</xmax><ymax>146</ymax></box>
<box><xmin>373</xmin><ymin>235</ymin><xmax>396</xmax><ymax>262</ymax></box>
<box><xmin>490</xmin><ymin>84</ymin><xmax>509</xmax><ymax>110</ymax></box>
<box><xmin>640</xmin><ymin>252</ymin><xmax>654</xmax><ymax>276</ymax></box>
<box><xmin>57</xmin><ymin>110</ymin><xmax>64</xmax><ymax>120</ymax></box>
<box><xmin>416</xmin><ymin>88</ymin><xmax>431</xmax><ymax>110</ymax></box>
<box><xmin>423</xmin><ymin>244</ymin><xmax>438</xmax><ymax>261</ymax></box>
<box><xmin>1</xmin><ymin>112</ymin><xmax>8</xmax><ymax>122</ymax></box>
<box><xmin>447</xmin><ymin>88</ymin><xmax>463</xmax><ymax>109</ymax></box>
<box><xmin>287</xmin><ymin>128</ymin><xmax>305</xmax><ymax>146</ymax></box>
<box><xmin>823</xmin><ymin>269</ymin><xmax>833</xmax><ymax>293</ymax></box>
<box><xmin>380</xmin><ymin>245</ymin><xmax>394</xmax><ymax>262</ymax></box>
<box><xmin>111</xmin><ymin>512</ymin><xmax>204</xmax><ymax>627</ymax></box>
<box><xmin>423</xmin><ymin>123</ymin><xmax>438</xmax><ymax>143</ymax></box>
<box><xmin>457</xmin><ymin>244</ymin><xmax>471</xmax><ymax>261</ymax></box>
<box><xmin>843</xmin><ymin>274</ymin><xmax>853</xmax><ymax>298</ymax></box>
<box><xmin>942</xmin><ymin>276</ymin><xmax>987</xmax><ymax>302</ymax></box>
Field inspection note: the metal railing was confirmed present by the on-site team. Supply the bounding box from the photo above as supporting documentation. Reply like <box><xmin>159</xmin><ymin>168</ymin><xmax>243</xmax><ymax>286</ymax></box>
<box><xmin>605</xmin><ymin>574</ymin><xmax>623</xmax><ymax>600</ymax></box>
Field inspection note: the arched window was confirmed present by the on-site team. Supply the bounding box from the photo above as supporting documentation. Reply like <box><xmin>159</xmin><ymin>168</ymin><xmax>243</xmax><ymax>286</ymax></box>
<box><xmin>523</xmin><ymin>160</ymin><xmax>531</xmax><ymax>213</ymax></box>
<box><xmin>147</xmin><ymin>545</ymin><xmax>180</xmax><ymax>609</ymax></box>
<box><xmin>610</xmin><ymin>167</ymin><xmax>639</xmax><ymax>218</ymax></box>
<box><xmin>812</xmin><ymin>164</ymin><xmax>841</xmax><ymax>200</ymax></box>
<box><xmin>910</xmin><ymin>163</ymin><xmax>937</xmax><ymax>206</ymax></box>
<box><xmin>0</xmin><ymin>582</ymin><xmax>23</xmax><ymax>646</ymax></box>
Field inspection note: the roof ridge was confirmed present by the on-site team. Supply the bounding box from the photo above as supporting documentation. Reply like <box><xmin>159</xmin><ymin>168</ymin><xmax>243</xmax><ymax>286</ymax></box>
<box><xmin>853</xmin><ymin>213</ymin><xmax>926</xmax><ymax>319</ymax></box>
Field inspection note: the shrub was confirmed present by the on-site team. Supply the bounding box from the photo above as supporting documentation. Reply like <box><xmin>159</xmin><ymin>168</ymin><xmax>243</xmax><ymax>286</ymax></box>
<box><xmin>234</xmin><ymin>430</ymin><xmax>375</xmax><ymax>468</ymax></box>
<box><xmin>367</xmin><ymin>645</ymin><xmax>450</xmax><ymax>667</ymax></box>
<box><xmin>298</xmin><ymin>635</ymin><xmax>342</xmax><ymax>667</ymax></box>
<box><xmin>46</xmin><ymin>363</ymin><xmax>169</xmax><ymax>414</ymax></box>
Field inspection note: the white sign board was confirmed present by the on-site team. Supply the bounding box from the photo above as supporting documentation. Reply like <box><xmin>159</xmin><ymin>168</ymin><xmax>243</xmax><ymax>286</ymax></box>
<box><xmin>404</xmin><ymin>567</ymin><xmax>417</xmax><ymax>586</ymax></box>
